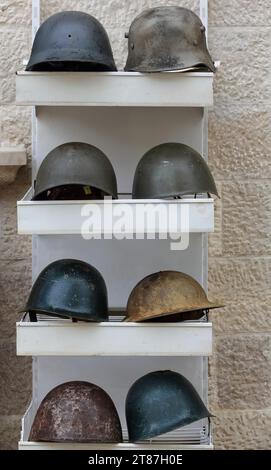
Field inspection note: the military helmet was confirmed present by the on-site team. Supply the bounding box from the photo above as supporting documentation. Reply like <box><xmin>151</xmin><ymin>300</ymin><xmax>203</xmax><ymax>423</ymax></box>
<box><xmin>33</xmin><ymin>142</ymin><xmax>118</xmax><ymax>201</ymax></box>
<box><xmin>125</xmin><ymin>7</ymin><xmax>215</xmax><ymax>73</ymax></box>
<box><xmin>26</xmin><ymin>11</ymin><xmax>117</xmax><ymax>72</ymax></box>
<box><xmin>30</xmin><ymin>381</ymin><xmax>123</xmax><ymax>443</ymax></box>
<box><xmin>25</xmin><ymin>259</ymin><xmax>109</xmax><ymax>322</ymax></box>
<box><xmin>126</xmin><ymin>370</ymin><xmax>211</xmax><ymax>442</ymax></box>
<box><xmin>132</xmin><ymin>143</ymin><xmax>218</xmax><ymax>199</ymax></box>
<box><xmin>125</xmin><ymin>271</ymin><xmax>223</xmax><ymax>323</ymax></box>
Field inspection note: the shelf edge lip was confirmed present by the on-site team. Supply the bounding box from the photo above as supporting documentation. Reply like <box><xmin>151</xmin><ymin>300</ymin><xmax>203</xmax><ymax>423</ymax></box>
<box><xmin>16</xmin><ymin>70</ymin><xmax>214</xmax><ymax>78</ymax></box>
<box><xmin>16</xmin><ymin>321</ymin><xmax>212</xmax><ymax>328</ymax></box>
<box><xmin>17</xmin><ymin>197</ymin><xmax>214</xmax><ymax>206</ymax></box>
<box><xmin>19</xmin><ymin>440</ymin><xmax>214</xmax><ymax>450</ymax></box>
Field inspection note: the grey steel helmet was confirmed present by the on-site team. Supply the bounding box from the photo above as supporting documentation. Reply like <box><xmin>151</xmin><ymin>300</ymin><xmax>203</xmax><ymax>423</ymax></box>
<box><xmin>132</xmin><ymin>143</ymin><xmax>218</xmax><ymax>199</ymax></box>
<box><xmin>125</xmin><ymin>7</ymin><xmax>215</xmax><ymax>73</ymax></box>
<box><xmin>26</xmin><ymin>11</ymin><xmax>117</xmax><ymax>72</ymax></box>
<box><xmin>33</xmin><ymin>142</ymin><xmax>118</xmax><ymax>200</ymax></box>
<box><xmin>126</xmin><ymin>370</ymin><xmax>211</xmax><ymax>442</ymax></box>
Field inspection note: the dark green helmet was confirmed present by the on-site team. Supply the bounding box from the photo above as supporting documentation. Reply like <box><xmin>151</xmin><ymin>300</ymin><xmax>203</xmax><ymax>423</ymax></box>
<box><xmin>26</xmin><ymin>11</ymin><xmax>117</xmax><ymax>72</ymax></box>
<box><xmin>132</xmin><ymin>143</ymin><xmax>218</xmax><ymax>199</ymax></box>
<box><xmin>125</xmin><ymin>7</ymin><xmax>215</xmax><ymax>73</ymax></box>
<box><xmin>33</xmin><ymin>142</ymin><xmax>118</xmax><ymax>201</ymax></box>
<box><xmin>126</xmin><ymin>370</ymin><xmax>211</xmax><ymax>442</ymax></box>
<box><xmin>25</xmin><ymin>259</ymin><xmax>109</xmax><ymax>322</ymax></box>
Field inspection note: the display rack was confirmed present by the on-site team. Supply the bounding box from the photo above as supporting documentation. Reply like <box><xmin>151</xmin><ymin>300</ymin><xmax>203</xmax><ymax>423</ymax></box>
<box><xmin>16</xmin><ymin>0</ymin><xmax>215</xmax><ymax>450</ymax></box>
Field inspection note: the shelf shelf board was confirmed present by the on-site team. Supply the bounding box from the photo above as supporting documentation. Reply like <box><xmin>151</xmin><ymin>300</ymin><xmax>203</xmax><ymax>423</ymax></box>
<box><xmin>19</xmin><ymin>441</ymin><xmax>213</xmax><ymax>450</ymax></box>
<box><xmin>16</xmin><ymin>71</ymin><xmax>214</xmax><ymax>108</ymax></box>
<box><xmin>17</xmin><ymin>189</ymin><xmax>214</xmax><ymax>235</ymax></box>
<box><xmin>16</xmin><ymin>317</ymin><xmax>212</xmax><ymax>357</ymax></box>
<box><xmin>20</xmin><ymin>401</ymin><xmax>212</xmax><ymax>450</ymax></box>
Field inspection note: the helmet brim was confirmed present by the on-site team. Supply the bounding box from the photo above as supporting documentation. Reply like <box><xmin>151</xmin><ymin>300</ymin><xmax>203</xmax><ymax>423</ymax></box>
<box><xmin>125</xmin><ymin>49</ymin><xmax>216</xmax><ymax>74</ymax></box>
<box><xmin>124</xmin><ymin>300</ymin><xmax>225</xmax><ymax>322</ymax></box>
<box><xmin>26</xmin><ymin>47</ymin><xmax>117</xmax><ymax>72</ymax></box>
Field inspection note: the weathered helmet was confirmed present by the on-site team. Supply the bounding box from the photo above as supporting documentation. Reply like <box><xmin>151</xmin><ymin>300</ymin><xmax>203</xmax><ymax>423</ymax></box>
<box><xmin>133</xmin><ymin>143</ymin><xmax>218</xmax><ymax>199</ymax></box>
<box><xmin>125</xmin><ymin>271</ymin><xmax>223</xmax><ymax>322</ymax></box>
<box><xmin>30</xmin><ymin>381</ymin><xmax>123</xmax><ymax>443</ymax></box>
<box><xmin>26</xmin><ymin>11</ymin><xmax>117</xmax><ymax>72</ymax></box>
<box><xmin>126</xmin><ymin>370</ymin><xmax>211</xmax><ymax>442</ymax></box>
<box><xmin>33</xmin><ymin>142</ymin><xmax>118</xmax><ymax>200</ymax></box>
<box><xmin>125</xmin><ymin>7</ymin><xmax>215</xmax><ymax>73</ymax></box>
<box><xmin>25</xmin><ymin>259</ymin><xmax>109</xmax><ymax>322</ymax></box>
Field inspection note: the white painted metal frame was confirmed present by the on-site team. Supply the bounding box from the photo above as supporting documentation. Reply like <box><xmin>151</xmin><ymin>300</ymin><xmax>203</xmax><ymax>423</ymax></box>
<box><xmin>17</xmin><ymin>0</ymin><xmax>213</xmax><ymax>451</ymax></box>
<box><xmin>20</xmin><ymin>399</ymin><xmax>213</xmax><ymax>449</ymax></box>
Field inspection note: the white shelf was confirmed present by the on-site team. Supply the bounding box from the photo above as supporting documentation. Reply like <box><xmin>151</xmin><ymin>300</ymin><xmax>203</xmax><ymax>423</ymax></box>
<box><xmin>16</xmin><ymin>317</ymin><xmax>212</xmax><ymax>357</ymax></box>
<box><xmin>16</xmin><ymin>71</ymin><xmax>214</xmax><ymax>108</ymax></box>
<box><xmin>19</xmin><ymin>441</ymin><xmax>213</xmax><ymax>450</ymax></box>
<box><xmin>19</xmin><ymin>401</ymin><xmax>213</xmax><ymax>450</ymax></box>
<box><xmin>17</xmin><ymin>190</ymin><xmax>214</xmax><ymax>235</ymax></box>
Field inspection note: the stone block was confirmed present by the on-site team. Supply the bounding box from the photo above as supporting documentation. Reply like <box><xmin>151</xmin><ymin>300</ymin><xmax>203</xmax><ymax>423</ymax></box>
<box><xmin>209</xmin><ymin>0</ymin><xmax>271</xmax><ymax>26</ymax></box>
<box><xmin>209</xmin><ymin>258</ymin><xmax>271</xmax><ymax>303</ymax></box>
<box><xmin>0</xmin><ymin>182</ymin><xmax>32</xmax><ymax>261</ymax></box>
<box><xmin>0</xmin><ymin>342</ymin><xmax>32</xmax><ymax>416</ymax></box>
<box><xmin>215</xmin><ymin>335</ymin><xmax>271</xmax><ymax>409</ymax></box>
<box><xmin>222</xmin><ymin>181</ymin><xmax>271</xmax><ymax>256</ymax></box>
<box><xmin>0</xmin><ymin>1</ymin><xmax>31</xmax><ymax>26</ymax></box>
<box><xmin>208</xmin><ymin>27</ymin><xmax>271</xmax><ymax>106</ymax></box>
<box><xmin>0</xmin><ymin>415</ymin><xmax>21</xmax><ymax>450</ymax></box>
<box><xmin>212</xmin><ymin>410</ymin><xmax>271</xmax><ymax>450</ymax></box>
<box><xmin>0</xmin><ymin>260</ymin><xmax>32</xmax><ymax>342</ymax></box>
<box><xmin>209</xmin><ymin>104</ymin><xmax>271</xmax><ymax>180</ymax></box>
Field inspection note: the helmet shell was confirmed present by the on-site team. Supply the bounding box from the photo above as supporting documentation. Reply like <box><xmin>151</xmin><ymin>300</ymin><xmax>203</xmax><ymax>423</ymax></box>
<box><xmin>126</xmin><ymin>370</ymin><xmax>211</xmax><ymax>442</ymax></box>
<box><xmin>133</xmin><ymin>143</ymin><xmax>218</xmax><ymax>199</ymax></box>
<box><xmin>30</xmin><ymin>381</ymin><xmax>123</xmax><ymax>443</ymax></box>
<box><xmin>26</xmin><ymin>11</ymin><xmax>117</xmax><ymax>72</ymax></box>
<box><xmin>33</xmin><ymin>142</ymin><xmax>118</xmax><ymax>200</ymax></box>
<box><xmin>25</xmin><ymin>259</ymin><xmax>109</xmax><ymax>322</ymax></box>
<box><xmin>125</xmin><ymin>271</ymin><xmax>223</xmax><ymax>322</ymax></box>
<box><xmin>125</xmin><ymin>7</ymin><xmax>215</xmax><ymax>73</ymax></box>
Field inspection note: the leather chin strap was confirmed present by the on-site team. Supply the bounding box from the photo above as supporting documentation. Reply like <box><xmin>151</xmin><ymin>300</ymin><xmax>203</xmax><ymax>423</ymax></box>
<box><xmin>29</xmin><ymin>312</ymin><xmax>37</xmax><ymax>322</ymax></box>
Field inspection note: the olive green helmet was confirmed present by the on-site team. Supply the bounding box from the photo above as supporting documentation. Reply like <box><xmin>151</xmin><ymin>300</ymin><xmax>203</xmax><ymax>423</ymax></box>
<box><xmin>25</xmin><ymin>259</ymin><xmax>109</xmax><ymax>322</ymax></box>
<box><xmin>132</xmin><ymin>143</ymin><xmax>218</xmax><ymax>199</ymax></box>
<box><xmin>126</xmin><ymin>370</ymin><xmax>212</xmax><ymax>442</ymax></box>
<box><xmin>33</xmin><ymin>142</ymin><xmax>118</xmax><ymax>200</ymax></box>
<box><xmin>125</xmin><ymin>7</ymin><xmax>215</xmax><ymax>73</ymax></box>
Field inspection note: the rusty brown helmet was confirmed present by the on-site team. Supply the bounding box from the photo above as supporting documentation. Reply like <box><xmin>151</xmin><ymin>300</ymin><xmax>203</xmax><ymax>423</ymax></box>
<box><xmin>124</xmin><ymin>7</ymin><xmax>215</xmax><ymax>73</ymax></box>
<box><xmin>29</xmin><ymin>381</ymin><xmax>123</xmax><ymax>443</ymax></box>
<box><xmin>125</xmin><ymin>271</ymin><xmax>223</xmax><ymax>322</ymax></box>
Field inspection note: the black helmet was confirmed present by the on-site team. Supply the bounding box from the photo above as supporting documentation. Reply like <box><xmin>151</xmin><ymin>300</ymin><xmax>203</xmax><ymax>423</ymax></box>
<box><xmin>33</xmin><ymin>142</ymin><xmax>118</xmax><ymax>201</ymax></box>
<box><xmin>125</xmin><ymin>7</ymin><xmax>215</xmax><ymax>73</ymax></box>
<box><xmin>25</xmin><ymin>259</ymin><xmax>109</xmax><ymax>322</ymax></box>
<box><xmin>132</xmin><ymin>143</ymin><xmax>218</xmax><ymax>199</ymax></box>
<box><xmin>126</xmin><ymin>370</ymin><xmax>211</xmax><ymax>442</ymax></box>
<box><xmin>26</xmin><ymin>11</ymin><xmax>117</xmax><ymax>72</ymax></box>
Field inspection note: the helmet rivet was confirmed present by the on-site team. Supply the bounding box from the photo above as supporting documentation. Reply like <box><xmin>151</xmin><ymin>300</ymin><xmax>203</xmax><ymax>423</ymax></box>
<box><xmin>131</xmin><ymin>43</ymin><xmax>134</xmax><ymax>50</ymax></box>
<box><xmin>193</xmin><ymin>40</ymin><xmax>198</xmax><ymax>46</ymax></box>
<box><xmin>201</xmin><ymin>25</ymin><xmax>206</xmax><ymax>32</ymax></box>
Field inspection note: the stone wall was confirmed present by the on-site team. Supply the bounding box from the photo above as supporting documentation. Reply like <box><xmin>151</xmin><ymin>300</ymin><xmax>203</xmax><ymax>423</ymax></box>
<box><xmin>0</xmin><ymin>0</ymin><xmax>270</xmax><ymax>449</ymax></box>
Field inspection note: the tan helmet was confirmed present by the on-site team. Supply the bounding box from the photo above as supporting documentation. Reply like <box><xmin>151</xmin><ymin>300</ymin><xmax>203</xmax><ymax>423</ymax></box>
<box><xmin>125</xmin><ymin>271</ymin><xmax>223</xmax><ymax>322</ymax></box>
<box><xmin>29</xmin><ymin>381</ymin><xmax>123</xmax><ymax>443</ymax></box>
